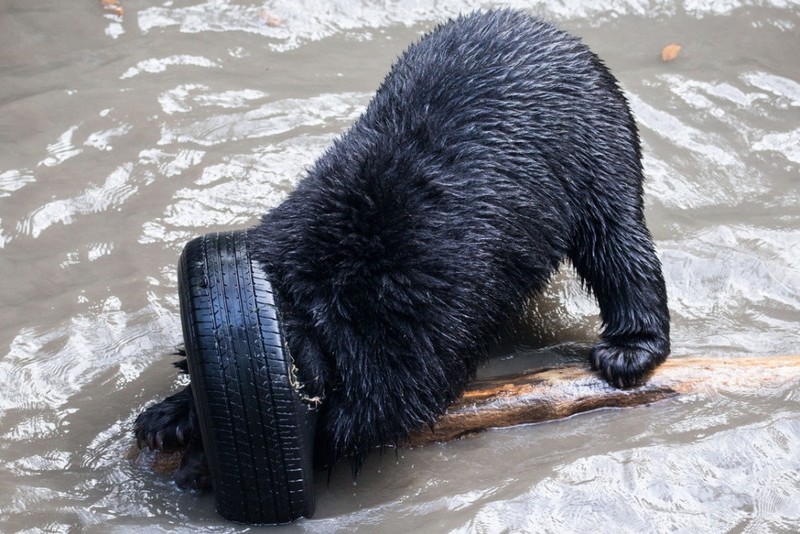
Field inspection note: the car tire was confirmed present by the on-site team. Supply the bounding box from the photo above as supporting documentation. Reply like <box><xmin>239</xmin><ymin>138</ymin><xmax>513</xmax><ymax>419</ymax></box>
<box><xmin>177</xmin><ymin>230</ymin><xmax>317</xmax><ymax>524</ymax></box>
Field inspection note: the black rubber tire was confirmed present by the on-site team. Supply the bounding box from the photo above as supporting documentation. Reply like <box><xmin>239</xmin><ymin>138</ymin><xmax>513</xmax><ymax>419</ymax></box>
<box><xmin>178</xmin><ymin>230</ymin><xmax>317</xmax><ymax>524</ymax></box>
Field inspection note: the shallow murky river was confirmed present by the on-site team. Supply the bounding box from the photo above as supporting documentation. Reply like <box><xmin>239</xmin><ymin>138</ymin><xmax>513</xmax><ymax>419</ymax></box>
<box><xmin>1</xmin><ymin>1</ymin><xmax>799</xmax><ymax>532</ymax></box>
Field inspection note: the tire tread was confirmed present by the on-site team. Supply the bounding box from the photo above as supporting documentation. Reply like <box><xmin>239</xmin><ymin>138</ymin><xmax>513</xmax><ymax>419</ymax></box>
<box><xmin>178</xmin><ymin>231</ymin><xmax>316</xmax><ymax>524</ymax></box>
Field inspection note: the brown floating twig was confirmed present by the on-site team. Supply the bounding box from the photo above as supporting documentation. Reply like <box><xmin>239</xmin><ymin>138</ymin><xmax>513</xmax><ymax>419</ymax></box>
<box><xmin>661</xmin><ymin>43</ymin><xmax>682</xmax><ymax>62</ymax></box>
<box><xmin>101</xmin><ymin>0</ymin><xmax>124</xmax><ymax>17</ymax></box>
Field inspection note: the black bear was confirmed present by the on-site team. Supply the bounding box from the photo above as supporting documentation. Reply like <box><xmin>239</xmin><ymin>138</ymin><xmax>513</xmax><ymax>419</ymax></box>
<box><xmin>136</xmin><ymin>9</ymin><xmax>670</xmax><ymax>488</ymax></box>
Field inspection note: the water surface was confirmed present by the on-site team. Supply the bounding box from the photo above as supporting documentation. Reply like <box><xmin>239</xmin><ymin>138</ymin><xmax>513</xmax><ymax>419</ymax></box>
<box><xmin>1</xmin><ymin>1</ymin><xmax>799</xmax><ymax>532</ymax></box>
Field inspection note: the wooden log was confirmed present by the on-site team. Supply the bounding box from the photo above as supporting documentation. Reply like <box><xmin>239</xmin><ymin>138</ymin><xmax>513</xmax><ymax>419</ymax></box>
<box><xmin>404</xmin><ymin>355</ymin><xmax>800</xmax><ymax>446</ymax></box>
<box><xmin>134</xmin><ymin>355</ymin><xmax>800</xmax><ymax>472</ymax></box>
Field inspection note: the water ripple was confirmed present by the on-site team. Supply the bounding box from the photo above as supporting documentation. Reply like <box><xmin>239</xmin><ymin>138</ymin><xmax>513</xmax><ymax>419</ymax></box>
<box><xmin>139</xmin><ymin>135</ymin><xmax>332</xmax><ymax>246</ymax></box>
<box><xmin>662</xmin><ymin>225</ymin><xmax>800</xmax><ymax>353</ymax></box>
<box><xmin>754</xmin><ymin>128</ymin><xmax>800</xmax><ymax>165</ymax></box>
<box><xmin>38</xmin><ymin>126</ymin><xmax>84</xmax><ymax>168</ymax></box>
<box><xmin>136</xmin><ymin>0</ymin><xmax>797</xmax><ymax>52</ymax></box>
<box><xmin>120</xmin><ymin>55</ymin><xmax>221</xmax><ymax>80</ymax></box>
<box><xmin>0</xmin><ymin>169</ymin><xmax>35</xmax><ymax>198</ymax></box>
<box><xmin>16</xmin><ymin>163</ymin><xmax>136</xmax><ymax>238</ymax></box>
<box><xmin>157</xmin><ymin>92</ymin><xmax>369</xmax><ymax>147</ymax></box>
<box><xmin>0</xmin><ymin>297</ymin><xmax>179</xmax><ymax>415</ymax></box>
<box><xmin>744</xmin><ymin>71</ymin><xmax>800</xmax><ymax>108</ymax></box>
<box><xmin>84</xmin><ymin>123</ymin><xmax>133</xmax><ymax>152</ymax></box>
<box><xmin>158</xmin><ymin>84</ymin><xmax>268</xmax><ymax>115</ymax></box>
<box><xmin>450</xmin><ymin>412</ymin><xmax>800</xmax><ymax>533</ymax></box>
<box><xmin>137</xmin><ymin>0</ymin><xmax>477</xmax><ymax>51</ymax></box>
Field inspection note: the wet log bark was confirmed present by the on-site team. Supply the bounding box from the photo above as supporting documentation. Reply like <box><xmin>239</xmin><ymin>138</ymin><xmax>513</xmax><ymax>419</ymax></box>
<box><xmin>134</xmin><ymin>355</ymin><xmax>800</xmax><ymax>472</ymax></box>
<box><xmin>404</xmin><ymin>355</ymin><xmax>800</xmax><ymax>446</ymax></box>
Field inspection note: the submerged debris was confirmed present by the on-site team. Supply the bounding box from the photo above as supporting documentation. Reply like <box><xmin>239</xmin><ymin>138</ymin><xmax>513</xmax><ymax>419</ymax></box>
<box><xmin>101</xmin><ymin>0</ymin><xmax>123</xmax><ymax>17</ymax></box>
<box><xmin>259</xmin><ymin>9</ymin><xmax>284</xmax><ymax>27</ymax></box>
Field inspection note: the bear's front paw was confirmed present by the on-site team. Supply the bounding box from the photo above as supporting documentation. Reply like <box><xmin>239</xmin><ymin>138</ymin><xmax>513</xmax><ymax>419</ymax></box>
<box><xmin>134</xmin><ymin>390</ymin><xmax>195</xmax><ymax>452</ymax></box>
<box><xmin>590</xmin><ymin>336</ymin><xmax>668</xmax><ymax>388</ymax></box>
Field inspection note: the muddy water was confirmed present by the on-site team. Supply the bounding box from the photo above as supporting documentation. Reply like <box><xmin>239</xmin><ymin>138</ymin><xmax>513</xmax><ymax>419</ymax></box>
<box><xmin>1</xmin><ymin>1</ymin><xmax>799</xmax><ymax>532</ymax></box>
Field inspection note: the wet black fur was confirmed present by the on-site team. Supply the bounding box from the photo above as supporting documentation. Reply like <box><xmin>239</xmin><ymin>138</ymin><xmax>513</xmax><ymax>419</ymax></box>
<box><xmin>136</xmin><ymin>10</ymin><xmax>670</xmax><ymax>488</ymax></box>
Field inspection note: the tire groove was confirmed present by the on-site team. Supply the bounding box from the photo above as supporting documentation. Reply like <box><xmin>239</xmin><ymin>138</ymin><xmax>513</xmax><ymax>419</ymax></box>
<box><xmin>208</xmin><ymin>233</ymin><xmax>250</xmax><ymax>520</ymax></box>
<box><xmin>233</xmin><ymin>232</ymin><xmax>277</xmax><ymax>519</ymax></box>
<box><xmin>251</xmin><ymin>262</ymin><xmax>293</xmax><ymax>515</ymax></box>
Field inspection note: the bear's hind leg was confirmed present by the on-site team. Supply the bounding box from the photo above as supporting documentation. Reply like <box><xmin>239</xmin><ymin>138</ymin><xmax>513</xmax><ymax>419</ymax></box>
<box><xmin>569</xmin><ymin>206</ymin><xmax>670</xmax><ymax>388</ymax></box>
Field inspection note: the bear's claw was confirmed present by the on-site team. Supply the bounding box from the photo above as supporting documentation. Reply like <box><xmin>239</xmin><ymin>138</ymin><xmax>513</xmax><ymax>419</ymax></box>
<box><xmin>134</xmin><ymin>386</ymin><xmax>195</xmax><ymax>453</ymax></box>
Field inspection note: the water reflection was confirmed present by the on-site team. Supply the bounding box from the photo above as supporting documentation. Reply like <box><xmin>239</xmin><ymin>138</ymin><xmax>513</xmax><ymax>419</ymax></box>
<box><xmin>450</xmin><ymin>405</ymin><xmax>800</xmax><ymax>533</ymax></box>
<box><xmin>156</xmin><ymin>92</ymin><xmax>368</xmax><ymax>146</ymax></box>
